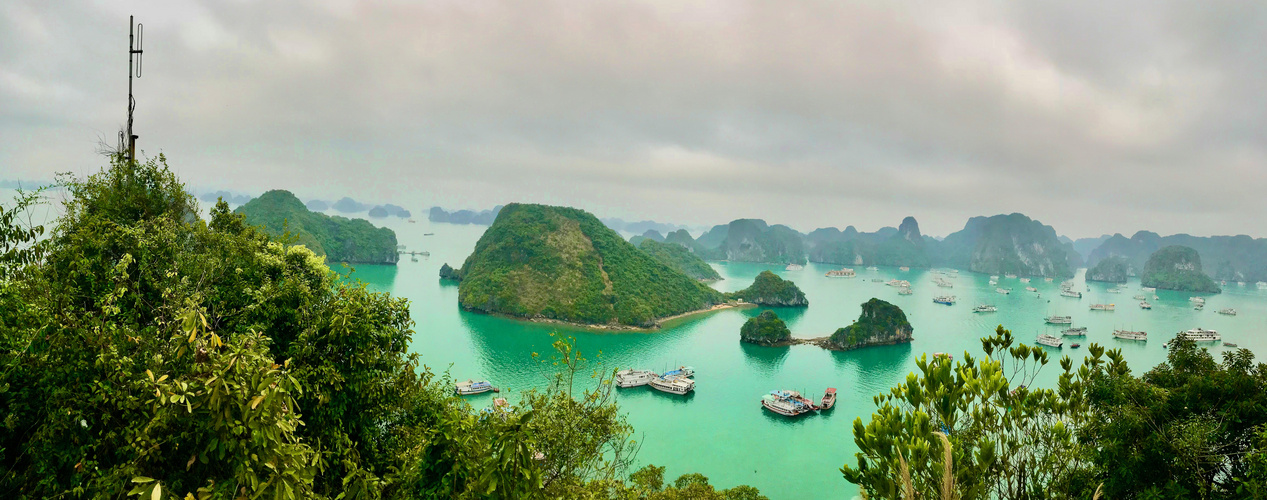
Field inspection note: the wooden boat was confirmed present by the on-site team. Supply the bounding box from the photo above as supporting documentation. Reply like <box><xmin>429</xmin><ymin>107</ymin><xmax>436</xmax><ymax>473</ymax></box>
<box><xmin>819</xmin><ymin>388</ymin><xmax>837</xmax><ymax>410</ymax></box>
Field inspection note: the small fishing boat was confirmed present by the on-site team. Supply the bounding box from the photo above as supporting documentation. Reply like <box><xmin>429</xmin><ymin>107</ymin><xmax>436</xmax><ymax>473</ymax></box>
<box><xmin>933</xmin><ymin>295</ymin><xmax>956</xmax><ymax>305</ymax></box>
<box><xmin>1036</xmin><ymin>334</ymin><xmax>1063</xmax><ymax>348</ymax></box>
<box><xmin>423</xmin><ymin>232</ymin><xmax>434</xmax><ymax>236</ymax></box>
<box><xmin>761</xmin><ymin>390</ymin><xmax>817</xmax><ymax>417</ymax></box>
<box><xmin>899</xmin><ymin>266</ymin><xmax>910</xmax><ymax>272</ymax></box>
<box><xmin>1026</xmin><ymin>286</ymin><xmax>1038</xmax><ymax>292</ymax></box>
<box><xmin>455</xmin><ymin>380</ymin><xmax>498</xmax><ymax>396</ymax></box>
<box><xmin>1224</xmin><ymin>342</ymin><xmax>1239</xmax><ymax>347</ymax></box>
<box><xmin>408</xmin><ymin>219</ymin><xmax>417</xmax><ymax>223</ymax></box>
<box><xmin>1045</xmin><ymin>315</ymin><xmax>1073</xmax><ymax>325</ymax></box>
<box><xmin>649</xmin><ymin>375</ymin><xmax>695</xmax><ymax>395</ymax></box>
<box><xmin>1071</xmin><ymin>343</ymin><xmax>1081</xmax><ymax>348</ymax></box>
<box><xmin>614</xmin><ymin>369</ymin><xmax>657</xmax><ymax>388</ymax></box>
<box><xmin>819</xmin><ymin>388</ymin><xmax>837</xmax><ymax>410</ymax></box>
<box><xmin>972</xmin><ymin>304</ymin><xmax>997</xmax><ymax>313</ymax></box>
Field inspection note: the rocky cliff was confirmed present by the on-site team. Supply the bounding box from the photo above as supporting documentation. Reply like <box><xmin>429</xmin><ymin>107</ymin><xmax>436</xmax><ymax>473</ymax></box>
<box><xmin>1086</xmin><ymin>256</ymin><xmax>1130</xmax><ymax>283</ymax></box>
<box><xmin>1140</xmin><ymin>245</ymin><xmax>1221</xmax><ymax>293</ymax></box>
<box><xmin>726</xmin><ymin>270</ymin><xmax>808</xmax><ymax>306</ymax></box>
<box><xmin>826</xmin><ymin>298</ymin><xmax>913</xmax><ymax>351</ymax></box>
<box><xmin>931</xmin><ymin>213</ymin><xmax>1078</xmax><ymax>278</ymax></box>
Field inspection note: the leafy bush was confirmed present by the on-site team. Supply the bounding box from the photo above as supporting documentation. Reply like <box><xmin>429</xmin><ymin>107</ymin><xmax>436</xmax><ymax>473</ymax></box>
<box><xmin>235</xmin><ymin>189</ymin><xmax>399</xmax><ymax>264</ymax></box>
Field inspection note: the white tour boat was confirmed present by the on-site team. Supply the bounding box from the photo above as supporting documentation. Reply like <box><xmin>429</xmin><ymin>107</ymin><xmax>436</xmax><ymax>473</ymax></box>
<box><xmin>1090</xmin><ymin>303</ymin><xmax>1115</xmax><ymax>311</ymax></box>
<box><xmin>1037</xmin><ymin>334</ymin><xmax>1063</xmax><ymax>348</ymax></box>
<box><xmin>761</xmin><ymin>390</ymin><xmax>817</xmax><ymax>417</ymax></box>
<box><xmin>785</xmin><ymin>263</ymin><xmax>804</xmax><ymax>271</ymax></box>
<box><xmin>1176</xmin><ymin>328</ymin><xmax>1220</xmax><ymax>342</ymax></box>
<box><xmin>972</xmin><ymin>304</ymin><xmax>997</xmax><ymax>313</ymax></box>
<box><xmin>1113</xmin><ymin>330</ymin><xmax>1148</xmax><ymax>341</ymax></box>
<box><xmin>615</xmin><ymin>369</ymin><xmax>657</xmax><ymax>388</ymax></box>
<box><xmin>825</xmin><ymin>268</ymin><xmax>856</xmax><ymax>278</ymax></box>
<box><xmin>933</xmin><ymin>295</ymin><xmax>956</xmax><ymax>305</ymax></box>
<box><xmin>1217</xmin><ymin>308</ymin><xmax>1237</xmax><ymax>316</ymax></box>
<box><xmin>455</xmin><ymin>380</ymin><xmax>498</xmax><ymax>396</ymax></box>
<box><xmin>649</xmin><ymin>375</ymin><xmax>695</xmax><ymax>395</ymax></box>
<box><xmin>1062</xmin><ymin>327</ymin><xmax>1088</xmax><ymax>337</ymax></box>
<box><xmin>1045</xmin><ymin>315</ymin><xmax>1073</xmax><ymax>325</ymax></box>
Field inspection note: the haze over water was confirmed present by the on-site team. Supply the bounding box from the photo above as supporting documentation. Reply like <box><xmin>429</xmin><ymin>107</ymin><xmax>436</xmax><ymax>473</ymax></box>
<box><xmin>338</xmin><ymin>214</ymin><xmax>1267</xmax><ymax>500</ymax></box>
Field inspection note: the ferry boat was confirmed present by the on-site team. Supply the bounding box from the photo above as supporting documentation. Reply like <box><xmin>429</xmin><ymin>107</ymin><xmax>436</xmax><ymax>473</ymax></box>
<box><xmin>1062</xmin><ymin>327</ymin><xmax>1088</xmax><ymax>337</ymax></box>
<box><xmin>1026</xmin><ymin>286</ymin><xmax>1038</xmax><ymax>292</ymax></box>
<box><xmin>1060</xmin><ymin>290</ymin><xmax>1083</xmax><ymax>299</ymax></box>
<box><xmin>455</xmin><ymin>380</ymin><xmax>498</xmax><ymax>396</ymax></box>
<box><xmin>1036</xmin><ymin>334</ymin><xmax>1063</xmax><ymax>348</ymax></box>
<box><xmin>1020</xmin><ymin>278</ymin><xmax>1031</xmax><ymax>283</ymax></box>
<box><xmin>785</xmin><ymin>263</ymin><xmax>804</xmax><ymax>271</ymax></box>
<box><xmin>761</xmin><ymin>390</ymin><xmax>817</xmax><ymax>417</ymax></box>
<box><xmin>1113</xmin><ymin>330</ymin><xmax>1148</xmax><ymax>341</ymax></box>
<box><xmin>649</xmin><ymin>375</ymin><xmax>695</xmax><ymax>395</ymax></box>
<box><xmin>819</xmin><ymin>388</ymin><xmax>837</xmax><ymax>410</ymax></box>
<box><xmin>933</xmin><ymin>295</ymin><xmax>956</xmax><ymax>305</ymax></box>
<box><xmin>996</xmin><ymin>287</ymin><xmax>1011</xmax><ymax>295</ymax></box>
<box><xmin>615</xmin><ymin>369</ymin><xmax>657</xmax><ymax>388</ymax></box>
<box><xmin>1090</xmin><ymin>304</ymin><xmax>1115</xmax><ymax>311</ymax></box>
<box><xmin>1045</xmin><ymin>315</ymin><xmax>1073</xmax><ymax>325</ymax></box>
<box><xmin>1140</xmin><ymin>301</ymin><xmax>1152</xmax><ymax>309</ymax></box>
<box><xmin>1217</xmin><ymin>308</ymin><xmax>1237</xmax><ymax>316</ymax></box>
<box><xmin>1176</xmin><ymin>328</ymin><xmax>1220</xmax><ymax>342</ymax></box>
<box><xmin>825</xmin><ymin>268</ymin><xmax>856</xmax><ymax>278</ymax></box>
<box><xmin>972</xmin><ymin>304</ymin><xmax>997</xmax><ymax>313</ymax></box>
<box><xmin>898</xmin><ymin>287</ymin><xmax>914</xmax><ymax>295</ymax></box>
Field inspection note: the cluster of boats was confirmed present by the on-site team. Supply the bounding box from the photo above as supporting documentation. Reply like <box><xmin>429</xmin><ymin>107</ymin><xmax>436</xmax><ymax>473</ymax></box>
<box><xmin>761</xmin><ymin>388</ymin><xmax>836</xmax><ymax>417</ymax></box>
<box><xmin>1030</xmin><ymin>327</ymin><xmax>1232</xmax><ymax>349</ymax></box>
<box><xmin>615</xmin><ymin>366</ymin><xmax>697</xmax><ymax>395</ymax></box>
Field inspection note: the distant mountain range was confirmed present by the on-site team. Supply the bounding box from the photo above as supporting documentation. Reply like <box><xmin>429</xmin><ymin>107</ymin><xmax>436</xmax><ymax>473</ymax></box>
<box><xmin>1086</xmin><ymin>231</ymin><xmax>1267</xmax><ymax>283</ymax></box>
<box><xmin>429</xmin><ymin>205</ymin><xmax>503</xmax><ymax>225</ymax></box>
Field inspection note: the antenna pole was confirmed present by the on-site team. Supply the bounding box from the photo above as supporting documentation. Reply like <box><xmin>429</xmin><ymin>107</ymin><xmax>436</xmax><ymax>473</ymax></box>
<box><xmin>126</xmin><ymin>16</ymin><xmax>143</xmax><ymax>162</ymax></box>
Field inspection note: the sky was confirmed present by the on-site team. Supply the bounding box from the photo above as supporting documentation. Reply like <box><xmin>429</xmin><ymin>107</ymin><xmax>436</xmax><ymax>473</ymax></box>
<box><xmin>3</xmin><ymin>0</ymin><xmax>1266</xmax><ymax>239</ymax></box>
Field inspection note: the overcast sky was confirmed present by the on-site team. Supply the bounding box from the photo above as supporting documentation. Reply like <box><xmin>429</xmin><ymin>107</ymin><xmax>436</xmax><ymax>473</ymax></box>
<box><xmin>3</xmin><ymin>0</ymin><xmax>1266</xmax><ymax>238</ymax></box>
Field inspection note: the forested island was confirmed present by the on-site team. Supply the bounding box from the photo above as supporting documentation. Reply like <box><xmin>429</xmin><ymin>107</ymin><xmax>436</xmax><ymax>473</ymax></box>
<box><xmin>429</xmin><ymin>205</ymin><xmax>503</xmax><ymax>225</ymax></box>
<box><xmin>930</xmin><ymin>213</ymin><xmax>1079</xmax><ymax>278</ymax></box>
<box><xmin>1140</xmin><ymin>245</ymin><xmax>1221</xmax><ymax>293</ymax></box>
<box><xmin>725</xmin><ymin>270</ymin><xmax>808</xmax><ymax>306</ymax></box>
<box><xmin>454</xmin><ymin>203</ymin><xmax>728</xmax><ymax>328</ymax></box>
<box><xmin>235</xmin><ymin>190</ymin><xmax>399</xmax><ymax>264</ymax></box>
<box><xmin>739</xmin><ymin>310</ymin><xmax>792</xmax><ymax>346</ymax></box>
<box><xmin>637</xmin><ymin>238</ymin><xmax>722</xmax><ymax>281</ymax></box>
<box><xmin>1086</xmin><ymin>256</ymin><xmax>1130</xmax><ymax>283</ymax></box>
<box><xmin>825</xmin><ymin>298</ymin><xmax>913</xmax><ymax>351</ymax></box>
<box><xmin>1087</xmin><ymin>230</ymin><xmax>1267</xmax><ymax>283</ymax></box>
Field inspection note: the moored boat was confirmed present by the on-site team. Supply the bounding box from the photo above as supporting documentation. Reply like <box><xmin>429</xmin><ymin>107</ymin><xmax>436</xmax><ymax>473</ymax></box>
<box><xmin>455</xmin><ymin>380</ymin><xmax>498</xmax><ymax>395</ymax></box>
<box><xmin>825</xmin><ymin>268</ymin><xmax>856</xmax><ymax>278</ymax></box>
<box><xmin>899</xmin><ymin>266</ymin><xmax>910</xmax><ymax>272</ymax></box>
<box><xmin>819</xmin><ymin>388</ymin><xmax>837</xmax><ymax>410</ymax></box>
<box><xmin>1061</xmin><ymin>327</ymin><xmax>1087</xmax><ymax>337</ymax></box>
<box><xmin>1071</xmin><ymin>343</ymin><xmax>1081</xmax><ymax>348</ymax></box>
<box><xmin>1036</xmin><ymin>334</ymin><xmax>1063</xmax><ymax>348</ymax></box>
<box><xmin>933</xmin><ymin>295</ymin><xmax>956</xmax><ymax>305</ymax></box>
<box><xmin>615</xmin><ymin>369</ymin><xmax>657</xmax><ymax>388</ymax></box>
<box><xmin>1061</xmin><ymin>289</ymin><xmax>1083</xmax><ymax>299</ymax></box>
<box><xmin>1045</xmin><ymin>315</ymin><xmax>1073</xmax><ymax>325</ymax></box>
<box><xmin>898</xmin><ymin>287</ymin><xmax>913</xmax><ymax>295</ymax></box>
<box><xmin>761</xmin><ymin>390</ymin><xmax>817</xmax><ymax>417</ymax></box>
<box><xmin>661</xmin><ymin>366</ymin><xmax>695</xmax><ymax>379</ymax></box>
<box><xmin>1224</xmin><ymin>342</ymin><xmax>1239</xmax><ymax>347</ymax></box>
<box><xmin>1090</xmin><ymin>303</ymin><xmax>1115</xmax><ymax>311</ymax></box>
<box><xmin>996</xmin><ymin>287</ymin><xmax>1011</xmax><ymax>295</ymax></box>
<box><xmin>1026</xmin><ymin>286</ymin><xmax>1038</xmax><ymax>292</ymax></box>
<box><xmin>649</xmin><ymin>375</ymin><xmax>695</xmax><ymax>395</ymax></box>
<box><xmin>1140</xmin><ymin>301</ymin><xmax>1152</xmax><ymax>309</ymax></box>
<box><xmin>1217</xmin><ymin>308</ymin><xmax>1237</xmax><ymax>316</ymax></box>
<box><xmin>1113</xmin><ymin>329</ymin><xmax>1147</xmax><ymax>341</ymax></box>
<box><xmin>1176</xmin><ymin>328</ymin><xmax>1220</xmax><ymax>342</ymax></box>
<box><xmin>972</xmin><ymin>304</ymin><xmax>997</xmax><ymax>313</ymax></box>
<box><xmin>785</xmin><ymin>263</ymin><xmax>804</xmax><ymax>271</ymax></box>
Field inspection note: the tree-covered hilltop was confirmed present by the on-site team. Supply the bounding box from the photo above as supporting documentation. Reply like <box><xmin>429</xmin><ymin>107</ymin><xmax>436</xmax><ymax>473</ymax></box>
<box><xmin>235</xmin><ymin>189</ymin><xmax>399</xmax><ymax>264</ymax></box>
<box><xmin>1086</xmin><ymin>230</ymin><xmax>1267</xmax><ymax>283</ymax></box>
<box><xmin>1086</xmin><ymin>255</ymin><xmax>1130</xmax><ymax>283</ymax></box>
<box><xmin>438</xmin><ymin>262</ymin><xmax>461</xmax><ymax>280</ymax></box>
<box><xmin>930</xmin><ymin>213</ymin><xmax>1080</xmax><ymax>278</ymax></box>
<box><xmin>0</xmin><ymin>154</ymin><xmax>764</xmax><ymax>499</ymax></box>
<box><xmin>726</xmin><ymin>270</ymin><xmax>808</xmax><ymax>306</ymax></box>
<box><xmin>456</xmin><ymin>203</ymin><xmax>725</xmax><ymax>327</ymax></box>
<box><xmin>637</xmin><ymin>238</ymin><xmax>723</xmax><ymax>281</ymax></box>
<box><xmin>696</xmin><ymin>219</ymin><xmax>807</xmax><ymax>265</ymax></box>
<box><xmin>428</xmin><ymin>205</ymin><xmax>503</xmax><ymax>225</ymax></box>
<box><xmin>805</xmin><ymin>217</ymin><xmax>930</xmax><ymax>268</ymax></box>
<box><xmin>826</xmin><ymin>298</ymin><xmax>912</xmax><ymax>350</ymax></box>
<box><xmin>1141</xmin><ymin>245</ymin><xmax>1221</xmax><ymax>293</ymax></box>
<box><xmin>664</xmin><ymin>229</ymin><xmax>696</xmax><ymax>248</ymax></box>
<box><xmin>740</xmin><ymin>310</ymin><xmax>792</xmax><ymax>346</ymax></box>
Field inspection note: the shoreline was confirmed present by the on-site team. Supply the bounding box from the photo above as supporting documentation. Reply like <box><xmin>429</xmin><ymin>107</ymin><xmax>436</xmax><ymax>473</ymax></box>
<box><xmin>745</xmin><ymin>336</ymin><xmax>914</xmax><ymax>352</ymax></box>
<box><xmin>468</xmin><ymin>302</ymin><xmax>756</xmax><ymax>333</ymax></box>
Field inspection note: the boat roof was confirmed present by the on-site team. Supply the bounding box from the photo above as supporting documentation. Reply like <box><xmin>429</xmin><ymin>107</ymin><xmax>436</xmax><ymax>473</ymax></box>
<box><xmin>825</xmin><ymin>388</ymin><xmax>837</xmax><ymax>394</ymax></box>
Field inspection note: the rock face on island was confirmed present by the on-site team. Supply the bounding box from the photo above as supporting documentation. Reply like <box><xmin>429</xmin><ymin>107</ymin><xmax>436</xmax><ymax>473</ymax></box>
<box><xmin>332</xmin><ymin>197</ymin><xmax>370</xmax><ymax>213</ymax></box>
<box><xmin>804</xmin><ymin>217</ymin><xmax>930</xmax><ymax>268</ymax></box>
<box><xmin>429</xmin><ymin>205</ymin><xmax>503</xmax><ymax>225</ymax></box>
<box><xmin>306</xmin><ymin>199</ymin><xmax>330</xmax><ymax>212</ymax></box>
<box><xmin>455</xmin><ymin>203</ymin><xmax>724</xmax><ymax>328</ymax></box>
<box><xmin>931</xmin><ymin>213</ymin><xmax>1079</xmax><ymax>278</ymax></box>
<box><xmin>740</xmin><ymin>310</ymin><xmax>792</xmax><ymax>346</ymax></box>
<box><xmin>1086</xmin><ymin>256</ymin><xmax>1130</xmax><ymax>283</ymax></box>
<box><xmin>826</xmin><ymin>298</ymin><xmax>913</xmax><ymax>350</ymax></box>
<box><xmin>236</xmin><ymin>190</ymin><xmax>398</xmax><ymax>264</ymax></box>
<box><xmin>1141</xmin><ymin>246</ymin><xmax>1220</xmax><ymax>293</ymax></box>
<box><xmin>664</xmin><ymin>229</ymin><xmax>696</xmax><ymax>248</ymax></box>
<box><xmin>637</xmin><ymin>239</ymin><xmax>722</xmax><ymax>281</ymax></box>
<box><xmin>1087</xmin><ymin>231</ymin><xmax>1267</xmax><ymax>283</ymax></box>
<box><xmin>439</xmin><ymin>263</ymin><xmax>461</xmax><ymax>281</ymax></box>
<box><xmin>699</xmin><ymin>219</ymin><xmax>807</xmax><ymax>265</ymax></box>
<box><xmin>726</xmin><ymin>270</ymin><xmax>808</xmax><ymax>306</ymax></box>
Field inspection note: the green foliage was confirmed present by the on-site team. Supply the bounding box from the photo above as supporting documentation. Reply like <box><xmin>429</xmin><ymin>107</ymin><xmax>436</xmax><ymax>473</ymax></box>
<box><xmin>235</xmin><ymin>189</ymin><xmax>399</xmax><ymax>264</ymax></box>
<box><xmin>1140</xmin><ymin>245</ymin><xmax>1221</xmax><ymax>293</ymax></box>
<box><xmin>637</xmin><ymin>238</ymin><xmax>722</xmax><ymax>281</ymax></box>
<box><xmin>739</xmin><ymin>310</ymin><xmax>792</xmax><ymax>345</ymax></box>
<box><xmin>828</xmin><ymin>298</ymin><xmax>912</xmax><ymax>350</ymax></box>
<box><xmin>1085</xmin><ymin>335</ymin><xmax>1267</xmax><ymax>498</ymax></box>
<box><xmin>0</xmin><ymin>188</ymin><xmax>48</xmax><ymax>282</ymax></box>
<box><xmin>439</xmin><ymin>262</ymin><xmax>461</xmax><ymax>280</ymax></box>
<box><xmin>457</xmin><ymin>203</ymin><xmax>724</xmax><ymax>327</ymax></box>
<box><xmin>726</xmin><ymin>270</ymin><xmax>807</xmax><ymax>306</ymax></box>
<box><xmin>843</xmin><ymin>326</ymin><xmax>1110</xmax><ymax>499</ymax></box>
<box><xmin>1086</xmin><ymin>256</ymin><xmax>1130</xmax><ymax>283</ymax></box>
<box><xmin>0</xmin><ymin>154</ymin><xmax>762</xmax><ymax>499</ymax></box>
<box><xmin>932</xmin><ymin>213</ymin><xmax>1076</xmax><ymax>278</ymax></box>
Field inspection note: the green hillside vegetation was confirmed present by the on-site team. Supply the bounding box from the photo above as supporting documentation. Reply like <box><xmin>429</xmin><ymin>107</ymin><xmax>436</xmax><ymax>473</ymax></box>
<box><xmin>726</xmin><ymin>270</ymin><xmax>808</xmax><ymax>306</ymax></box>
<box><xmin>740</xmin><ymin>310</ymin><xmax>792</xmax><ymax>345</ymax></box>
<box><xmin>827</xmin><ymin>298</ymin><xmax>912</xmax><ymax>350</ymax></box>
<box><xmin>1087</xmin><ymin>230</ymin><xmax>1267</xmax><ymax>283</ymax></box>
<box><xmin>457</xmin><ymin>203</ymin><xmax>725</xmax><ymax>327</ymax></box>
<box><xmin>0</xmin><ymin>154</ymin><xmax>763</xmax><ymax>499</ymax></box>
<box><xmin>236</xmin><ymin>189</ymin><xmax>398</xmax><ymax>264</ymax></box>
<box><xmin>1140</xmin><ymin>245</ymin><xmax>1221</xmax><ymax>293</ymax></box>
<box><xmin>438</xmin><ymin>262</ymin><xmax>461</xmax><ymax>280</ymax></box>
<box><xmin>931</xmin><ymin>213</ymin><xmax>1078</xmax><ymax>278</ymax></box>
<box><xmin>1086</xmin><ymin>256</ymin><xmax>1130</xmax><ymax>283</ymax></box>
<box><xmin>705</xmin><ymin>219</ymin><xmax>806</xmax><ymax>265</ymax></box>
<box><xmin>637</xmin><ymin>239</ymin><xmax>722</xmax><ymax>281</ymax></box>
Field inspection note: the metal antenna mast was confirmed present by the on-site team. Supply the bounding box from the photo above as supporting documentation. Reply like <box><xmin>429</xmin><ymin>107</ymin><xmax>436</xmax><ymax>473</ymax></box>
<box><xmin>126</xmin><ymin>16</ymin><xmax>144</xmax><ymax>162</ymax></box>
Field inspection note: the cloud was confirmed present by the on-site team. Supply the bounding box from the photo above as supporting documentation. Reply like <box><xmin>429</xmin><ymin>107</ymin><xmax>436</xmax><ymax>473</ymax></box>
<box><xmin>2</xmin><ymin>0</ymin><xmax>1265</xmax><ymax>237</ymax></box>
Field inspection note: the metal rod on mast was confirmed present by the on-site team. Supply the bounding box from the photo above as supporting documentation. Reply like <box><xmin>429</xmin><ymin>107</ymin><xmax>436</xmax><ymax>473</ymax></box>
<box><xmin>126</xmin><ymin>16</ymin><xmax>143</xmax><ymax>162</ymax></box>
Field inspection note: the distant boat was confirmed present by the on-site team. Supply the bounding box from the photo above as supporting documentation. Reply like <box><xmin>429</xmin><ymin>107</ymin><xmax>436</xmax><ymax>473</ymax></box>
<box><xmin>989</xmin><ymin>280</ymin><xmax>999</xmax><ymax>286</ymax></box>
<box><xmin>1062</xmin><ymin>327</ymin><xmax>1087</xmax><ymax>337</ymax></box>
<box><xmin>1036</xmin><ymin>334</ymin><xmax>1063</xmax><ymax>348</ymax></box>
<box><xmin>408</xmin><ymin>219</ymin><xmax>417</xmax><ymax>223</ymax></box>
<box><xmin>1237</xmin><ymin>282</ymin><xmax>1245</xmax><ymax>287</ymax></box>
<box><xmin>1176</xmin><ymin>328</ymin><xmax>1220</xmax><ymax>342</ymax></box>
<box><xmin>1090</xmin><ymin>303</ymin><xmax>1115</xmax><ymax>311</ymax></box>
<box><xmin>996</xmin><ymin>287</ymin><xmax>1011</xmax><ymax>295</ymax></box>
<box><xmin>887</xmin><ymin>279</ymin><xmax>911</xmax><ymax>288</ymax></box>
<box><xmin>819</xmin><ymin>388</ymin><xmax>837</xmax><ymax>410</ymax></box>
<box><xmin>899</xmin><ymin>266</ymin><xmax>910</xmax><ymax>272</ymax></box>
<box><xmin>1113</xmin><ymin>329</ymin><xmax>1147</xmax><ymax>341</ymax></box>
<box><xmin>1224</xmin><ymin>342</ymin><xmax>1239</xmax><ymax>347</ymax></box>
<box><xmin>1141</xmin><ymin>286</ymin><xmax>1156</xmax><ymax>292</ymax></box>
<box><xmin>423</xmin><ymin>232</ymin><xmax>435</xmax><ymax>236</ymax></box>
<box><xmin>933</xmin><ymin>295</ymin><xmax>956</xmax><ymax>305</ymax></box>
<box><xmin>825</xmin><ymin>268</ymin><xmax>856</xmax><ymax>278</ymax></box>
<box><xmin>455</xmin><ymin>380</ymin><xmax>498</xmax><ymax>396</ymax></box>
<box><xmin>898</xmin><ymin>287</ymin><xmax>914</xmax><ymax>295</ymax></box>
<box><xmin>972</xmin><ymin>304</ymin><xmax>997</xmax><ymax>313</ymax></box>
<box><xmin>1045</xmin><ymin>315</ymin><xmax>1073</xmax><ymax>325</ymax></box>
<box><xmin>1004</xmin><ymin>273</ymin><xmax>1017</xmax><ymax>279</ymax></box>
<box><xmin>1061</xmin><ymin>289</ymin><xmax>1083</xmax><ymax>299</ymax></box>
<box><xmin>1140</xmin><ymin>301</ymin><xmax>1152</xmax><ymax>309</ymax></box>
<box><xmin>1217</xmin><ymin>308</ymin><xmax>1237</xmax><ymax>316</ymax></box>
<box><xmin>1133</xmin><ymin>294</ymin><xmax>1148</xmax><ymax>300</ymax></box>
<box><xmin>1026</xmin><ymin>286</ymin><xmax>1038</xmax><ymax>292</ymax></box>
<box><xmin>866</xmin><ymin>266</ymin><xmax>879</xmax><ymax>271</ymax></box>
<box><xmin>1071</xmin><ymin>343</ymin><xmax>1081</xmax><ymax>348</ymax></box>
<box><xmin>1020</xmin><ymin>278</ymin><xmax>1031</xmax><ymax>283</ymax></box>
<box><xmin>649</xmin><ymin>374</ymin><xmax>695</xmax><ymax>395</ymax></box>
<box><xmin>1045</xmin><ymin>277</ymin><xmax>1054</xmax><ymax>282</ymax></box>
<box><xmin>785</xmin><ymin>263</ymin><xmax>804</xmax><ymax>271</ymax></box>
